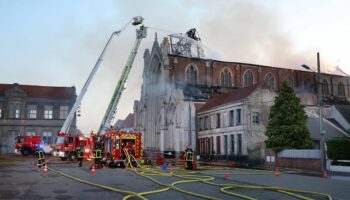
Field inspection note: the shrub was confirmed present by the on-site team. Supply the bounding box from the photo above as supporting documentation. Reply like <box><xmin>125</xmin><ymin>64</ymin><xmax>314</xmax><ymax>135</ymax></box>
<box><xmin>327</xmin><ymin>138</ymin><xmax>350</xmax><ymax>160</ymax></box>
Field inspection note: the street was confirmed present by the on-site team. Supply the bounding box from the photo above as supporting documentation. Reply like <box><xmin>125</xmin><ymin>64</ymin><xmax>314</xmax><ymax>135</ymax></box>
<box><xmin>1</xmin><ymin>155</ymin><xmax>350</xmax><ymax>200</ymax></box>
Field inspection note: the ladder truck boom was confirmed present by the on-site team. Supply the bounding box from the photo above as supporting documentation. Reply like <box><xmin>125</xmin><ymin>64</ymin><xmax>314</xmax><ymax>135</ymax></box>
<box><xmin>60</xmin><ymin>16</ymin><xmax>144</xmax><ymax>134</ymax></box>
<box><xmin>97</xmin><ymin>25</ymin><xmax>147</xmax><ymax>135</ymax></box>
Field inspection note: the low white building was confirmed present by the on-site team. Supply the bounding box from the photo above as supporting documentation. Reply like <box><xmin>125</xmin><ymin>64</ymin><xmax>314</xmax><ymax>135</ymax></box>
<box><xmin>197</xmin><ymin>83</ymin><xmax>276</xmax><ymax>159</ymax></box>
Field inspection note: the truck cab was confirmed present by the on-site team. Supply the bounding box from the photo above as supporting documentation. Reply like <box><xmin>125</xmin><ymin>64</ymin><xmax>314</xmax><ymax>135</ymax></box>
<box><xmin>15</xmin><ymin>135</ymin><xmax>41</xmax><ymax>156</ymax></box>
<box><xmin>52</xmin><ymin>132</ymin><xmax>92</xmax><ymax>161</ymax></box>
<box><xmin>52</xmin><ymin>133</ymin><xmax>79</xmax><ymax>160</ymax></box>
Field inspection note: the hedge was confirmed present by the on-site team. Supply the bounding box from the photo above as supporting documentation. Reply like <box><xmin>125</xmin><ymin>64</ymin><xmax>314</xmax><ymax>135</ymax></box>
<box><xmin>326</xmin><ymin>138</ymin><xmax>350</xmax><ymax>160</ymax></box>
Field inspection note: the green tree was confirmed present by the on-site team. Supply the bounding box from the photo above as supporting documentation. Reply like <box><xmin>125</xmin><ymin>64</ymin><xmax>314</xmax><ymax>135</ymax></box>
<box><xmin>265</xmin><ymin>81</ymin><xmax>313</xmax><ymax>152</ymax></box>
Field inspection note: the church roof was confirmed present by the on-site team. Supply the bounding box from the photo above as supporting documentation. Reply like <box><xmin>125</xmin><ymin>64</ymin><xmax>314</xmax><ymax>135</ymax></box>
<box><xmin>169</xmin><ymin>54</ymin><xmax>349</xmax><ymax>77</ymax></box>
<box><xmin>197</xmin><ymin>83</ymin><xmax>261</xmax><ymax>112</ymax></box>
<box><xmin>0</xmin><ymin>83</ymin><xmax>76</xmax><ymax>99</ymax></box>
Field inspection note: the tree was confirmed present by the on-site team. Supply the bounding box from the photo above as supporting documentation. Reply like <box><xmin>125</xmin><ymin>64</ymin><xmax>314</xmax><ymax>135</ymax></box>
<box><xmin>265</xmin><ymin>81</ymin><xmax>313</xmax><ymax>152</ymax></box>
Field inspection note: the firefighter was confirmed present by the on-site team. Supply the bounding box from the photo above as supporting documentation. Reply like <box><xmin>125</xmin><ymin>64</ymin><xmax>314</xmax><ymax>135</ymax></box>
<box><xmin>35</xmin><ymin>145</ymin><xmax>45</xmax><ymax>168</ymax></box>
<box><xmin>76</xmin><ymin>145</ymin><xmax>84</xmax><ymax>167</ymax></box>
<box><xmin>94</xmin><ymin>145</ymin><xmax>102</xmax><ymax>167</ymax></box>
<box><xmin>185</xmin><ymin>146</ymin><xmax>194</xmax><ymax>170</ymax></box>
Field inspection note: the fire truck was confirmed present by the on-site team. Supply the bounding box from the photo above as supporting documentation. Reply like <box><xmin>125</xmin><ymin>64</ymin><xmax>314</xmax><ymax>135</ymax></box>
<box><xmin>52</xmin><ymin>17</ymin><xmax>146</xmax><ymax>165</ymax></box>
<box><xmin>15</xmin><ymin>135</ymin><xmax>41</xmax><ymax>156</ymax></box>
<box><xmin>52</xmin><ymin>132</ymin><xmax>92</xmax><ymax>161</ymax></box>
<box><xmin>96</xmin><ymin>131</ymin><xmax>142</xmax><ymax>167</ymax></box>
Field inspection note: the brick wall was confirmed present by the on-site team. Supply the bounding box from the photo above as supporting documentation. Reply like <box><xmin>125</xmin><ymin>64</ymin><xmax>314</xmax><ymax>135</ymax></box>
<box><xmin>265</xmin><ymin>148</ymin><xmax>321</xmax><ymax>170</ymax></box>
<box><xmin>277</xmin><ymin>158</ymin><xmax>321</xmax><ymax>170</ymax></box>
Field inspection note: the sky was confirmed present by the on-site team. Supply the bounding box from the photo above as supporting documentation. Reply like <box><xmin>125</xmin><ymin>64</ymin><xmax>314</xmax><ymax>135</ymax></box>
<box><xmin>1</xmin><ymin>0</ymin><xmax>350</xmax><ymax>133</ymax></box>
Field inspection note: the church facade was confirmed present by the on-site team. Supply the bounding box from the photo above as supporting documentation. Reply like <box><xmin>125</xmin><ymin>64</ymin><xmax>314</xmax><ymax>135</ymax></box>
<box><xmin>134</xmin><ymin>34</ymin><xmax>350</xmax><ymax>154</ymax></box>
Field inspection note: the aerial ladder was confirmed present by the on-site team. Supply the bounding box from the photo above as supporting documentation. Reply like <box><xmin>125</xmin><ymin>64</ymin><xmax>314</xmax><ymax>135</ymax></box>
<box><xmin>60</xmin><ymin>16</ymin><xmax>145</xmax><ymax>134</ymax></box>
<box><xmin>97</xmin><ymin>22</ymin><xmax>147</xmax><ymax>135</ymax></box>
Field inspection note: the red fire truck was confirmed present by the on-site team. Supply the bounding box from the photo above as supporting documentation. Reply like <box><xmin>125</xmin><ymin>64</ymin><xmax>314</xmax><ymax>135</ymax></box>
<box><xmin>98</xmin><ymin>131</ymin><xmax>142</xmax><ymax>167</ymax></box>
<box><xmin>52</xmin><ymin>132</ymin><xmax>92</xmax><ymax>161</ymax></box>
<box><xmin>15</xmin><ymin>135</ymin><xmax>41</xmax><ymax>156</ymax></box>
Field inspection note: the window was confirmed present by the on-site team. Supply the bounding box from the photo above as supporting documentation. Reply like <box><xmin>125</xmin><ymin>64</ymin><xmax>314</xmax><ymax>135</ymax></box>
<box><xmin>224</xmin><ymin>135</ymin><xmax>228</xmax><ymax>155</ymax></box>
<box><xmin>44</xmin><ymin>105</ymin><xmax>53</xmax><ymax>119</ymax></box>
<box><xmin>322</xmin><ymin>80</ymin><xmax>329</xmax><ymax>95</ymax></box>
<box><xmin>303</xmin><ymin>79</ymin><xmax>313</xmax><ymax>93</ymax></box>
<box><xmin>206</xmin><ymin>138</ymin><xmax>210</xmax><ymax>154</ymax></box>
<box><xmin>26</xmin><ymin>131</ymin><xmax>36</xmax><ymax>136</ymax></box>
<box><xmin>199</xmin><ymin>117</ymin><xmax>202</xmax><ymax>131</ymax></box>
<box><xmin>43</xmin><ymin>131</ymin><xmax>52</xmax><ymax>144</ymax></box>
<box><xmin>216</xmin><ymin>136</ymin><xmax>221</xmax><ymax>154</ymax></box>
<box><xmin>59</xmin><ymin>105</ymin><xmax>69</xmax><ymax>119</ymax></box>
<box><xmin>211</xmin><ymin>137</ymin><xmax>214</xmax><ymax>154</ymax></box>
<box><xmin>265</xmin><ymin>73</ymin><xmax>275</xmax><ymax>90</ymax></box>
<box><xmin>65</xmin><ymin>136</ymin><xmax>73</xmax><ymax>144</ymax></box>
<box><xmin>236</xmin><ymin>109</ymin><xmax>241</xmax><ymax>125</ymax></box>
<box><xmin>338</xmin><ymin>82</ymin><xmax>345</xmax><ymax>96</ymax></box>
<box><xmin>229</xmin><ymin>110</ymin><xmax>234</xmax><ymax>126</ymax></box>
<box><xmin>221</xmin><ymin>68</ymin><xmax>232</xmax><ymax>87</ymax></box>
<box><xmin>230</xmin><ymin>135</ymin><xmax>235</xmax><ymax>154</ymax></box>
<box><xmin>204</xmin><ymin>116</ymin><xmax>208</xmax><ymax>130</ymax></box>
<box><xmin>286</xmin><ymin>76</ymin><xmax>294</xmax><ymax>87</ymax></box>
<box><xmin>27</xmin><ymin>105</ymin><xmax>37</xmax><ymax>119</ymax></box>
<box><xmin>238</xmin><ymin>134</ymin><xmax>242</xmax><ymax>154</ymax></box>
<box><xmin>216</xmin><ymin>113</ymin><xmax>220</xmax><ymax>128</ymax></box>
<box><xmin>15</xmin><ymin>104</ymin><xmax>21</xmax><ymax>119</ymax></box>
<box><xmin>253</xmin><ymin>112</ymin><xmax>260</xmax><ymax>124</ymax></box>
<box><xmin>243</xmin><ymin>70</ymin><xmax>254</xmax><ymax>87</ymax></box>
<box><xmin>186</xmin><ymin>64</ymin><xmax>197</xmax><ymax>84</ymax></box>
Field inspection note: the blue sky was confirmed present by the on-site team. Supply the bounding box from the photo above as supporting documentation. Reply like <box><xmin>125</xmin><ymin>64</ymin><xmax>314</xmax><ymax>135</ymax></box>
<box><xmin>1</xmin><ymin>0</ymin><xmax>349</xmax><ymax>133</ymax></box>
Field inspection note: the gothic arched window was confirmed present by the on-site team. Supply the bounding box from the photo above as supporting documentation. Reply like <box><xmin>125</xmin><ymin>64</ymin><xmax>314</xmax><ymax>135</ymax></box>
<box><xmin>186</xmin><ymin>65</ymin><xmax>197</xmax><ymax>84</ymax></box>
<box><xmin>221</xmin><ymin>68</ymin><xmax>232</xmax><ymax>87</ymax></box>
<box><xmin>243</xmin><ymin>70</ymin><xmax>254</xmax><ymax>87</ymax></box>
<box><xmin>265</xmin><ymin>73</ymin><xmax>275</xmax><ymax>90</ymax></box>
<box><xmin>338</xmin><ymin>82</ymin><xmax>345</xmax><ymax>96</ymax></box>
<box><xmin>286</xmin><ymin>76</ymin><xmax>294</xmax><ymax>88</ymax></box>
<box><xmin>303</xmin><ymin>79</ymin><xmax>313</xmax><ymax>93</ymax></box>
<box><xmin>322</xmin><ymin>79</ymin><xmax>329</xmax><ymax>95</ymax></box>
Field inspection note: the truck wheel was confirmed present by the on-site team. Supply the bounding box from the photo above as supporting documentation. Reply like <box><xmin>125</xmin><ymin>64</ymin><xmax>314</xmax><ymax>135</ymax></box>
<box><xmin>68</xmin><ymin>152</ymin><xmax>76</xmax><ymax>161</ymax></box>
<box><xmin>21</xmin><ymin>149</ymin><xmax>30</xmax><ymax>156</ymax></box>
<box><xmin>61</xmin><ymin>157</ymin><xmax>67</xmax><ymax>161</ymax></box>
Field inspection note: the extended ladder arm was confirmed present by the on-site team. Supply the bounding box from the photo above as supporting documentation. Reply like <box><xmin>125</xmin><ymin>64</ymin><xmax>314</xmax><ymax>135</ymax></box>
<box><xmin>60</xmin><ymin>17</ymin><xmax>144</xmax><ymax>134</ymax></box>
<box><xmin>97</xmin><ymin>25</ymin><xmax>147</xmax><ymax>134</ymax></box>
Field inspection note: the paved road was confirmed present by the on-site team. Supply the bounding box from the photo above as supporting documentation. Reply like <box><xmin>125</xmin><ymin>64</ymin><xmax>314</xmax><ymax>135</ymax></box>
<box><xmin>1</xmin><ymin>156</ymin><xmax>349</xmax><ymax>200</ymax></box>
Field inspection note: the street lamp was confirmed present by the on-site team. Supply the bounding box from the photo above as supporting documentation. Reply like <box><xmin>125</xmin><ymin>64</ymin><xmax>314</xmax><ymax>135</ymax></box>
<box><xmin>301</xmin><ymin>52</ymin><xmax>326</xmax><ymax>173</ymax></box>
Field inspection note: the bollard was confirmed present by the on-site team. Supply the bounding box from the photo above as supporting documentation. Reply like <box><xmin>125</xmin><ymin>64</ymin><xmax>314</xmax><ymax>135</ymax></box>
<box><xmin>274</xmin><ymin>168</ymin><xmax>280</xmax><ymax>177</ymax></box>
<box><xmin>224</xmin><ymin>168</ymin><xmax>229</xmax><ymax>179</ymax></box>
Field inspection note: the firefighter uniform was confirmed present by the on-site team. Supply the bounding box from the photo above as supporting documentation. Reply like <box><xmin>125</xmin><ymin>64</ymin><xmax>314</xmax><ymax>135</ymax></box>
<box><xmin>94</xmin><ymin>147</ymin><xmax>102</xmax><ymax>166</ymax></box>
<box><xmin>185</xmin><ymin>147</ymin><xmax>194</xmax><ymax>170</ymax></box>
<box><xmin>36</xmin><ymin>147</ymin><xmax>45</xmax><ymax>168</ymax></box>
<box><xmin>77</xmin><ymin>148</ymin><xmax>84</xmax><ymax>167</ymax></box>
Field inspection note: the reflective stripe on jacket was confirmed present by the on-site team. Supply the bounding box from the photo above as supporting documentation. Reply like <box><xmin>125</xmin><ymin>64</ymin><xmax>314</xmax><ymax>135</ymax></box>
<box><xmin>185</xmin><ymin>151</ymin><xmax>193</xmax><ymax>161</ymax></box>
<box><xmin>94</xmin><ymin>149</ymin><xmax>102</xmax><ymax>159</ymax></box>
<box><xmin>38</xmin><ymin>151</ymin><xmax>44</xmax><ymax>160</ymax></box>
<box><xmin>77</xmin><ymin>150</ymin><xmax>83</xmax><ymax>158</ymax></box>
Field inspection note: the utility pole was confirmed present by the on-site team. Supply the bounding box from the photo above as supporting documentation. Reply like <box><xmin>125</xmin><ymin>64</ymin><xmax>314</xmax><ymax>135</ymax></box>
<box><xmin>317</xmin><ymin>52</ymin><xmax>326</xmax><ymax>172</ymax></box>
<box><xmin>301</xmin><ymin>52</ymin><xmax>326</xmax><ymax>172</ymax></box>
